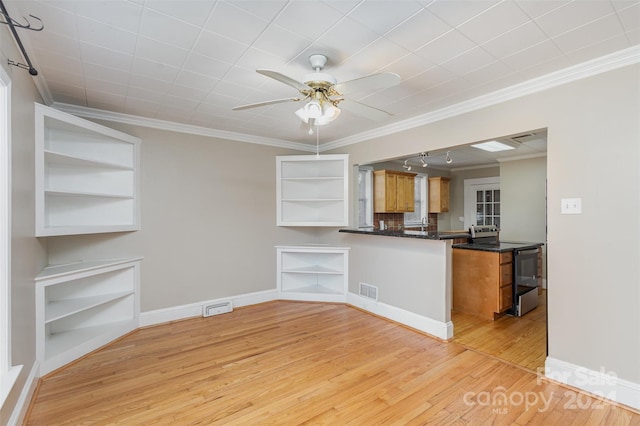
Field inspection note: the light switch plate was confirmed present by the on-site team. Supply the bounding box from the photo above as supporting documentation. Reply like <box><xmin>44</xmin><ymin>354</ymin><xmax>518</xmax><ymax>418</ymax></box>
<box><xmin>561</xmin><ymin>198</ymin><xmax>582</xmax><ymax>214</ymax></box>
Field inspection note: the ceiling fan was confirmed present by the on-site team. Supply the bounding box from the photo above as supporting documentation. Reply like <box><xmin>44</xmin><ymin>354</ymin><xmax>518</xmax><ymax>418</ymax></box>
<box><xmin>232</xmin><ymin>54</ymin><xmax>400</xmax><ymax>131</ymax></box>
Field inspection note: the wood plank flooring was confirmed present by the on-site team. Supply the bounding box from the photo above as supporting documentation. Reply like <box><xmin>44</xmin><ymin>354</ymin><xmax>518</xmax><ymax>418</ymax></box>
<box><xmin>452</xmin><ymin>290</ymin><xmax>547</xmax><ymax>372</ymax></box>
<box><xmin>26</xmin><ymin>301</ymin><xmax>638</xmax><ymax>425</ymax></box>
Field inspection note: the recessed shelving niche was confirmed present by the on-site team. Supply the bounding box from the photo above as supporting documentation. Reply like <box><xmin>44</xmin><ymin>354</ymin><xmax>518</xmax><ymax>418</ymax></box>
<box><xmin>35</xmin><ymin>258</ymin><xmax>142</xmax><ymax>375</ymax></box>
<box><xmin>35</xmin><ymin>103</ymin><xmax>141</xmax><ymax>236</ymax></box>
<box><xmin>276</xmin><ymin>154</ymin><xmax>349</xmax><ymax>226</ymax></box>
<box><xmin>276</xmin><ymin>245</ymin><xmax>349</xmax><ymax>303</ymax></box>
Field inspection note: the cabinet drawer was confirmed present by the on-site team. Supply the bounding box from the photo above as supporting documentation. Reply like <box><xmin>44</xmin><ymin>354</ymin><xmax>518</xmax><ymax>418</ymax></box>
<box><xmin>500</xmin><ymin>252</ymin><xmax>513</xmax><ymax>264</ymax></box>
<box><xmin>499</xmin><ymin>285</ymin><xmax>513</xmax><ymax>312</ymax></box>
<box><xmin>500</xmin><ymin>263</ymin><xmax>513</xmax><ymax>285</ymax></box>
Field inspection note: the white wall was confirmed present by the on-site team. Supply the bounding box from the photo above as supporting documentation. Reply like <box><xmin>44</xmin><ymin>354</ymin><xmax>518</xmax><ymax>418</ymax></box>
<box><xmin>500</xmin><ymin>157</ymin><xmax>547</xmax><ymax>278</ymax></box>
<box><xmin>0</xmin><ymin>29</ymin><xmax>48</xmax><ymax>425</ymax></box>
<box><xmin>327</xmin><ymin>64</ymin><xmax>640</xmax><ymax>388</ymax></box>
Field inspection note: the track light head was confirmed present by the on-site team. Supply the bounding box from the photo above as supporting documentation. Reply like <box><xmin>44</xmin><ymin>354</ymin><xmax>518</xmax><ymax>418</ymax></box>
<box><xmin>420</xmin><ymin>152</ymin><xmax>428</xmax><ymax>167</ymax></box>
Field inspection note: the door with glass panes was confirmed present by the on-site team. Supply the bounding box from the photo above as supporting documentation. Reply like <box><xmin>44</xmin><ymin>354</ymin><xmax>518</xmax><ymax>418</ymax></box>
<box><xmin>464</xmin><ymin>178</ymin><xmax>500</xmax><ymax>229</ymax></box>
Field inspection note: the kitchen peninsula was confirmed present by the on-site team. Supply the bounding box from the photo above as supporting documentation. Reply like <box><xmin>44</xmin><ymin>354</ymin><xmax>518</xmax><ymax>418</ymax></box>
<box><xmin>337</xmin><ymin>227</ymin><xmax>469</xmax><ymax>340</ymax></box>
<box><xmin>339</xmin><ymin>228</ymin><xmax>469</xmax><ymax>242</ymax></box>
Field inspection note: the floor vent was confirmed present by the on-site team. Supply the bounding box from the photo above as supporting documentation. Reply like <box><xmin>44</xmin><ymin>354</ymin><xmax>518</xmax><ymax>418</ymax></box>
<box><xmin>203</xmin><ymin>300</ymin><xmax>233</xmax><ymax>317</ymax></box>
<box><xmin>359</xmin><ymin>283</ymin><xmax>378</xmax><ymax>301</ymax></box>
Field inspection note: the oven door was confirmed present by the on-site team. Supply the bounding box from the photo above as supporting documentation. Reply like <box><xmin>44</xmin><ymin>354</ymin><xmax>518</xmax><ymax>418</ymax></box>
<box><xmin>514</xmin><ymin>248</ymin><xmax>538</xmax><ymax>289</ymax></box>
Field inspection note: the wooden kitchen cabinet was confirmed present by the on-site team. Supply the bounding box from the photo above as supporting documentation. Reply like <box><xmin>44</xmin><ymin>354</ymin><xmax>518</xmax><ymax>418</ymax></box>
<box><xmin>373</xmin><ymin>170</ymin><xmax>416</xmax><ymax>213</ymax></box>
<box><xmin>428</xmin><ymin>176</ymin><xmax>450</xmax><ymax>213</ymax></box>
<box><xmin>452</xmin><ymin>249</ymin><xmax>513</xmax><ymax>320</ymax></box>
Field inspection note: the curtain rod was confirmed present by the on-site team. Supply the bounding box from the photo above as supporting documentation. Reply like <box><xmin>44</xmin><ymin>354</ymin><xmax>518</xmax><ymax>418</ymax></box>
<box><xmin>0</xmin><ymin>0</ymin><xmax>43</xmax><ymax>76</ymax></box>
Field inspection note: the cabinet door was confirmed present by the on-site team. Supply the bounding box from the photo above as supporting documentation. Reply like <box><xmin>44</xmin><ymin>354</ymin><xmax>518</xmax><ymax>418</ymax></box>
<box><xmin>385</xmin><ymin>174</ymin><xmax>398</xmax><ymax>211</ymax></box>
<box><xmin>404</xmin><ymin>175</ymin><xmax>415</xmax><ymax>212</ymax></box>
<box><xmin>429</xmin><ymin>177</ymin><xmax>450</xmax><ymax>213</ymax></box>
<box><xmin>499</xmin><ymin>285</ymin><xmax>513</xmax><ymax>312</ymax></box>
<box><xmin>441</xmin><ymin>179</ymin><xmax>450</xmax><ymax>212</ymax></box>
<box><xmin>395</xmin><ymin>175</ymin><xmax>405</xmax><ymax>212</ymax></box>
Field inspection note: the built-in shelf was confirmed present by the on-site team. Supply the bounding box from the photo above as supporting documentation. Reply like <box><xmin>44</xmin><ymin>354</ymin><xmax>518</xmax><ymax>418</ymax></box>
<box><xmin>276</xmin><ymin>154</ymin><xmax>349</xmax><ymax>226</ymax></box>
<box><xmin>35</xmin><ymin>258</ymin><xmax>142</xmax><ymax>375</ymax></box>
<box><xmin>35</xmin><ymin>103</ymin><xmax>141</xmax><ymax>236</ymax></box>
<box><xmin>276</xmin><ymin>245</ymin><xmax>349</xmax><ymax>303</ymax></box>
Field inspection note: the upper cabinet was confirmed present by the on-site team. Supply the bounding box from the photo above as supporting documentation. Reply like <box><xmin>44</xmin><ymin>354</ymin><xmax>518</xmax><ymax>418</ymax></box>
<box><xmin>373</xmin><ymin>170</ymin><xmax>416</xmax><ymax>213</ymax></box>
<box><xmin>429</xmin><ymin>176</ymin><xmax>450</xmax><ymax>213</ymax></box>
<box><xmin>276</xmin><ymin>154</ymin><xmax>349</xmax><ymax>227</ymax></box>
<box><xmin>35</xmin><ymin>103</ymin><xmax>141</xmax><ymax>236</ymax></box>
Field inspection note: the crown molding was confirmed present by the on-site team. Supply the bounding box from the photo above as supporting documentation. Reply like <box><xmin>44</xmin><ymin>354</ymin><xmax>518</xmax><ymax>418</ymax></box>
<box><xmin>52</xmin><ymin>102</ymin><xmax>315</xmax><ymax>152</ymax></box>
<box><xmin>320</xmin><ymin>45</ymin><xmax>640</xmax><ymax>151</ymax></box>
<box><xmin>48</xmin><ymin>45</ymin><xmax>639</xmax><ymax>153</ymax></box>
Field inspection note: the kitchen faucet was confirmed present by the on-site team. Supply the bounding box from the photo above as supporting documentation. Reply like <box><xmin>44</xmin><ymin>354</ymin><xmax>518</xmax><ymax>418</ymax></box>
<box><xmin>421</xmin><ymin>216</ymin><xmax>427</xmax><ymax>232</ymax></box>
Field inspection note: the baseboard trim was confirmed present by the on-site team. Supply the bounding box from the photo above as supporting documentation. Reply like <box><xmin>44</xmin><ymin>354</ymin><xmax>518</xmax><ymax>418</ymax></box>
<box><xmin>139</xmin><ymin>289</ymin><xmax>278</xmax><ymax>327</ymax></box>
<box><xmin>7</xmin><ymin>362</ymin><xmax>39</xmax><ymax>426</ymax></box>
<box><xmin>140</xmin><ymin>290</ymin><xmax>452</xmax><ymax>341</ymax></box>
<box><xmin>545</xmin><ymin>357</ymin><xmax>640</xmax><ymax>411</ymax></box>
<box><xmin>347</xmin><ymin>292</ymin><xmax>454</xmax><ymax>340</ymax></box>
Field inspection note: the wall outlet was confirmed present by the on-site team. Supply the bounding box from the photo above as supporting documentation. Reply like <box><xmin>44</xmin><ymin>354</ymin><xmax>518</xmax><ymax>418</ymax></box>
<box><xmin>561</xmin><ymin>198</ymin><xmax>582</xmax><ymax>214</ymax></box>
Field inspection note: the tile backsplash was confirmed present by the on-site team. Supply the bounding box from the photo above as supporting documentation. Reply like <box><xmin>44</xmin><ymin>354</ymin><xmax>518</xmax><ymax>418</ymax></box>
<box><xmin>373</xmin><ymin>213</ymin><xmax>438</xmax><ymax>231</ymax></box>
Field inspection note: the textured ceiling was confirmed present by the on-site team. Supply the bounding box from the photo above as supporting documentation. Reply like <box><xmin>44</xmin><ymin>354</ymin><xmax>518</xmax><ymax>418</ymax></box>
<box><xmin>6</xmin><ymin>0</ymin><xmax>640</xmax><ymax>147</ymax></box>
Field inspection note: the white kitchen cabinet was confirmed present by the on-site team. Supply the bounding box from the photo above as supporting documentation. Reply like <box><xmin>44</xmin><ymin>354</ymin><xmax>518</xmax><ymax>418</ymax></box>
<box><xmin>35</xmin><ymin>258</ymin><xmax>142</xmax><ymax>375</ymax></box>
<box><xmin>276</xmin><ymin>245</ymin><xmax>349</xmax><ymax>303</ymax></box>
<box><xmin>35</xmin><ymin>103</ymin><xmax>141</xmax><ymax>236</ymax></box>
<box><xmin>276</xmin><ymin>154</ymin><xmax>349</xmax><ymax>226</ymax></box>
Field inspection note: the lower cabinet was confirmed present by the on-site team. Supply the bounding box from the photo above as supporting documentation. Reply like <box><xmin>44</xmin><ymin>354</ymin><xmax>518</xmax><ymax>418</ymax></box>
<box><xmin>35</xmin><ymin>258</ymin><xmax>142</xmax><ymax>375</ymax></box>
<box><xmin>276</xmin><ymin>245</ymin><xmax>349</xmax><ymax>303</ymax></box>
<box><xmin>452</xmin><ymin>249</ymin><xmax>512</xmax><ymax>320</ymax></box>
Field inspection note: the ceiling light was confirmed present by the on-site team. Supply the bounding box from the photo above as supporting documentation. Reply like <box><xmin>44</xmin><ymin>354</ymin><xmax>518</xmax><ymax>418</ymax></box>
<box><xmin>295</xmin><ymin>98</ymin><xmax>341</xmax><ymax>127</ymax></box>
<box><xmin>445</xmin><ymin>151</ymin><xmax>452</xmax><ymax>164</ymax></box>
<box><xmin>403</xmin><ymin>159</ymin><xmax>412</xmax><ymax>171</ymax></box>
<box><xmin>471</xmin><ymin>140</ymin><xmax>517</xmax><ymax>152</ymax></box>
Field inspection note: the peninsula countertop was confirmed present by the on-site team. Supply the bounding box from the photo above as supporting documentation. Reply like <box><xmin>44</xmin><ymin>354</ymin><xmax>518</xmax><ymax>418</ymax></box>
<box><xmin>339</xmin><ymin>228</ymin><xmax>470</xmax><ymax>241</ymax></box>
<box><xmin>452</xmin><ymin>241</ymin><xmax>544</xmax><ymax>253</ymax></box>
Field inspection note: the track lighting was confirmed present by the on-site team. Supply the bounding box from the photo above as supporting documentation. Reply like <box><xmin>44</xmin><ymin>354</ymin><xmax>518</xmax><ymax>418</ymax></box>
<box><xmin>446</xmin><ymin>151</ymin><xmax>452</xmax><ymax>164</ymax></box>
<box><xmin>420</xmin><ymin>152</ymin><xmax>428</xmax><ymax>167</ymax></box>
<box><xmin>403</xmin><ymin>159</ymin><xmax>412</xmax><ymax>171</ymax></box>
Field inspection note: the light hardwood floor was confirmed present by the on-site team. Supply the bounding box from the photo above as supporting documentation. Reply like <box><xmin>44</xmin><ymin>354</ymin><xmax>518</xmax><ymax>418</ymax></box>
<box><xmin>26</xmin><ymin>301</ymin><xmax>638</xmax><ymax>425</ymax></box>
<box><xmin>452</xmin><ymin>290</ymin><xmax>547</xmax><ymax>372</ymax></box>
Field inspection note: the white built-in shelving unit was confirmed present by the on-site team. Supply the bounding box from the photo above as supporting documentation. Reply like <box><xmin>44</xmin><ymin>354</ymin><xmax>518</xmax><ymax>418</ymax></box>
<box><xmin>35</xmin><ymin>103</ymin><xmax>141</xmax><ymax>236</ymax></box>
<box><xmin>276</xmin><ymin>154</ymin><xmax>349</xmax><ymax>226</ymax></box>
<box><xmin>276</xmin><ymin>245</ymin><xmax>349</xmax><ymax>303</ymax></box>
<box><xmin>35</xmin><ymin>258</ymin><xmax>142</xmax><ymax>375</ymax></box>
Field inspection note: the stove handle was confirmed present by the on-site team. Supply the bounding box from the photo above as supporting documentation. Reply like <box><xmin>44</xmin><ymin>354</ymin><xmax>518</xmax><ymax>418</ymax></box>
<box><xmin>515</xmin><ymin>248</ymin><xmax>539</xmax><ymax>255</ymax></box>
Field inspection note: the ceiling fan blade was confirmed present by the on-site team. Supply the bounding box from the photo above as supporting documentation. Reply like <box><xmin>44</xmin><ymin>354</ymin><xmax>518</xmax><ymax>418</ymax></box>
<box><xmin>333</xmin><ymin>72</ymin><xmax>400</xmax><ymax>95</ymax></box>
<box><xmin>339</xmin><ymin>99</ymin><xmax>393</xmax><ymax>121</ymax></box>
<box><xmin>232</xmin><ymin>97</ymin><xmax>301</xmax><ymax>111</ymax></box>
<box><xmin>257</xmin><ymin>69</ymin><xmax>311</xmax><ymax>92</ymax></box>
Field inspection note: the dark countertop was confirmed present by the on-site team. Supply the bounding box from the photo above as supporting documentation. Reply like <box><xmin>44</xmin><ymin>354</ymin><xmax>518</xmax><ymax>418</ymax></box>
<box><xmin>339</xmin><ymin>228</ymin><xmax>470</xmax><ymax>241</ymax></box>
<box><xmin>453</xmin><ymin>241</ymin><xmax>544</xmax><ymax>253</ymax></box>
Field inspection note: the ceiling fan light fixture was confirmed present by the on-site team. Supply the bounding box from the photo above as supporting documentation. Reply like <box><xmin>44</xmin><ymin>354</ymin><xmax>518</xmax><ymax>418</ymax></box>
<box><xmin>295</xmin><ymin>100</ymin><xmax>323</xmax><ymax>123</ymax></box>
<box><xmin>296</xmin><ymin>99</ymin><xmax>341</xmax><ymax>126</ymax></box>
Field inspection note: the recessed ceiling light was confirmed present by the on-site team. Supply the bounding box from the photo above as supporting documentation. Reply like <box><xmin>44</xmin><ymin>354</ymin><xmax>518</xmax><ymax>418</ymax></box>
<box><xmin>471</xmin><ymin>140</ymin><xmax>517</xmax><ymax>152</ymax></box>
